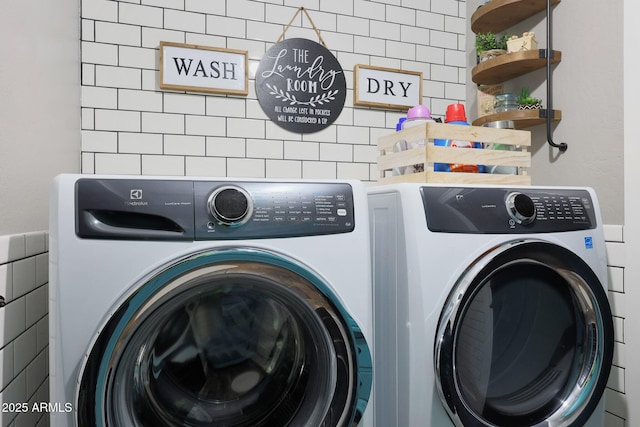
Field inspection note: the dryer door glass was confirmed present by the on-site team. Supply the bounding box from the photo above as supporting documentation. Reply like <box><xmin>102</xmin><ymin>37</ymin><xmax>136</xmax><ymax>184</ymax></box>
<box><xmin>435</xmin><ymin>240</ymin><xmax>614</xmax><ymax>427</ymax></box>
<box><xmin>78</xmin><ymin>249</ymin><xmax>371</xmax><ymax>427</ymax></box>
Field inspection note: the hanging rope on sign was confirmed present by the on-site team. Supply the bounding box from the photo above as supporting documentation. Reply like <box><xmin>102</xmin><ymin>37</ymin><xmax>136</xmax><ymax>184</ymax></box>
<box><xmin>276</xmin><ymin>6</ymin><xmax>328</xmax><ymax>48</ymax></box>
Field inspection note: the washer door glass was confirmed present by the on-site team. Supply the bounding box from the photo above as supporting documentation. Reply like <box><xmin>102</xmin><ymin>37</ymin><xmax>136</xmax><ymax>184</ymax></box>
<box><xmin>435</xmin><ymin>240</ymin><xmax>614</xmax><ymax>427</ymax></box>
<box><xmin>78</xmin><ymin>249</ymin><xmax>371</xmax><ymax>427</ymax></box>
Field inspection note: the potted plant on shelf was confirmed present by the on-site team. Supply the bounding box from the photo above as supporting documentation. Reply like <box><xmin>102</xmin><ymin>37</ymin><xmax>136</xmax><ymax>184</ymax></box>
<box><xmin>475</xmin><ymin>32</ymin><xmax>509</xmax><ymax>62</ymax></box>
<box><xmin>518</xmin><ymin>87</ymin><xmax>543</xmax><ymax>110</ymax></box>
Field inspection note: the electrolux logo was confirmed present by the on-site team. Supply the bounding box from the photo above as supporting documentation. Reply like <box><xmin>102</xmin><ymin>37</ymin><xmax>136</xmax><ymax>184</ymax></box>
<box><xmin>125</xmin><ymin>189</ymin><xmax>148</xmax><ymax>206</ymax></box>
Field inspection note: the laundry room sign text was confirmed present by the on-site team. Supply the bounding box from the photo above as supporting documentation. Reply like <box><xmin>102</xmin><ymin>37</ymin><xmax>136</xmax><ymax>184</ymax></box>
<box><xmin>354</xmin><ymin>65</ymin><xmax>422</xmax><ymax>110</ymax></box>
<box><xmin>255</xmin><ymin>38</ymin><xmax>346</xmax><ymax>134</ymax></box>
<box><xmin>159</xmin><ymin>41</ymin><xmax>249</xmax><ymax>96</ymax></box>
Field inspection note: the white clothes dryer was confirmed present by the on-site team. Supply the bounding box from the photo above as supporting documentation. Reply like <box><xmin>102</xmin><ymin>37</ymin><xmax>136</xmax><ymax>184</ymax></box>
<box><xmin>368</xmin><ymin>184</ymin><xmax>613</xmax><ymax>427</ymax></box>
<box><xmin>49</xmin><ymin>174</ymin><xmax>372</xmax><ymax>427</ymax></box>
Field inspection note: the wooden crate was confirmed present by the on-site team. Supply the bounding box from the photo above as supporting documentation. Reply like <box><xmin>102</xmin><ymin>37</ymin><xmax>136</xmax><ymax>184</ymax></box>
<box><xmin>377</xmin><ymin>122</ymin><xmax>531</xmax><ymax>185</ymax></box>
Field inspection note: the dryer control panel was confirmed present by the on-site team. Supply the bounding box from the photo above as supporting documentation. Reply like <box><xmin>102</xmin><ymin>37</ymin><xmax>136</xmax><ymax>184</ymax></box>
<box><xmin>420</xmin><ymin>187</ymin><xmax>597</xmax><ymax>233</ymax></box>
<box><xmin>75</xmin><ymin>179</ymin><xmax>355</xmax><ymax>240</ymax></box>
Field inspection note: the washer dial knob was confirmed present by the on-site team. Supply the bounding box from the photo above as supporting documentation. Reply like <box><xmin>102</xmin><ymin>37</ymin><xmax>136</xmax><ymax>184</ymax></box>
<box><xmin>506</xmin><ymin>192</ymin><xmax>536</xmax><ymax>224</ymax></box>
<box><xmin>208</xmin><ymin>186</ymin><xmax>253</xmax><ymax>226</ymax></box>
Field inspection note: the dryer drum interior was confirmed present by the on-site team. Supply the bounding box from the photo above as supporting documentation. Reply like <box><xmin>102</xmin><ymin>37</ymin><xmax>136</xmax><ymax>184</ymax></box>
<box><xmin>78</xmin><ymin>249</ymin><xmax>365</xmax><ymax>427</ymax></box>
<box><xmin>435</xmin><ymin>240</ymin><xmax>614</xmax><ymax>427</ymax></box>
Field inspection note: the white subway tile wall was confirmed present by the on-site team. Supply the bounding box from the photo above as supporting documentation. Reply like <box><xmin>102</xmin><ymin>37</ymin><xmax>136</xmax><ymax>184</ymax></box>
<box><xmin>80</xmin><ymin>0</ymin><xmax>468</xmax><ymax>179</ymax></box>
<box><xmin>604</xmin><ymin>225</ymin><xmax>626</xmax><ymax>426</ymax></box>
<box><xmin>0</xmin><ymin>232</ymin><xmax>49</xmax><ymax>427</ymax></box>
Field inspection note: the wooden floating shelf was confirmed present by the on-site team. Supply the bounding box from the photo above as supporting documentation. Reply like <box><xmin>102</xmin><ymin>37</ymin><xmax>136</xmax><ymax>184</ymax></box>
<box><xmin>471</xmin><ymin>0</ymin><xmax>561</xmax><ymax>34</ymax></box>
<box><xmin>472</xmin><ymin>109</ymin><xmax>562</xmax><ymax>129</ymax></box>
<box><xmin>472</xmin><ymin>49</ymin><xmax>561</xmax><ymax>85</ymax></box>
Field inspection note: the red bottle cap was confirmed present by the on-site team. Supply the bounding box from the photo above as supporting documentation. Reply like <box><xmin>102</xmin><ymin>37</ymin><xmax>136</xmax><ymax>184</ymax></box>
<box><xmin>445</xmin><ymin>104</ymin><xmax>467</xmax><ymax>123</ymax></box>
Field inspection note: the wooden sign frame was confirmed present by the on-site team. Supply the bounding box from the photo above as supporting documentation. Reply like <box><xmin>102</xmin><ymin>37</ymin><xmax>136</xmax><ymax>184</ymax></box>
<box><xmin>159</xmin><ymin>41</ymin><xmax>249</xmax><ymax>96</ymax></box>
<box><xmin>354</xmin><ymin>64</ymin><xmax>422</xmax><ymax>110</ymax></box>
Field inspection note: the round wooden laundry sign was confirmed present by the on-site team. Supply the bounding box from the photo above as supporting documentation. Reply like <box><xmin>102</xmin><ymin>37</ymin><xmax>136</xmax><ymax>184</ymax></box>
<box><xmin>256</xmin><ymin>38</ymin><xmax>346</xmax><ymax>133</ymax></box>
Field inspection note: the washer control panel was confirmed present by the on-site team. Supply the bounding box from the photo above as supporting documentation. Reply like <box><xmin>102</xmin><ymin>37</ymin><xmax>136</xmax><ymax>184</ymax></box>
<box><xmin>420</xmin><ymin>186</ymin><xmax>596</xmax><ymax>233</ymax></box>
<box><xmin>194</xmin><ymin>181</ymin><xmax>355</xmax><ymax>239</ymax></box>
<box><xmin>75</xmin><ymin>179</ymin><xmax>355</xmax><ymax>240</ymax></box>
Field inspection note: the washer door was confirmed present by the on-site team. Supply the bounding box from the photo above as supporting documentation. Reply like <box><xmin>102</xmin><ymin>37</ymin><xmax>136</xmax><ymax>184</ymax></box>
<box><xmin>78</xmin><ymin>248</ymin><xmax>371</xmax><ymax>427</ymax></box>
<box><xmin>434</xmin><ymin>240</ymin><xmax>614</xmax><ymax>427</ymax></box>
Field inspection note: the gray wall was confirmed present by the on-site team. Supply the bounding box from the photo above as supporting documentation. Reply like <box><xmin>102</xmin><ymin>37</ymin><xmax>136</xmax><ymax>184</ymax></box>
<box><xmin>466</xmin><ymin>0</ymin><xmax>624</xmax><ymax>225</ymax></box>
<box><xmin>0</xmin><ymin>0</ymin><xmax>81</xmax><ymax>236</ymax></box>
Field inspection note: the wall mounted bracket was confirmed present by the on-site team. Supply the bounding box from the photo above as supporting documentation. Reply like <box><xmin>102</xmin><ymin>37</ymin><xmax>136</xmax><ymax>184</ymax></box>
<box><xmin>546</xmin><ymin>0</ymin><xmax>567</xmax><ymax>151</ymax></box>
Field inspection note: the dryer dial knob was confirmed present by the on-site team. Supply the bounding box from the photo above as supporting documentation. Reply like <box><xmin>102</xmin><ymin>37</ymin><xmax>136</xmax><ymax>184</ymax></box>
<box><xmin>506</xmin><ymin>192</ymin><xmax>536</xmax><ymax>225</ymax></box>
<box><xmin>208</xmin><ymin>186</ymin><xmax>253</xmax><ymax>226</ymax></box>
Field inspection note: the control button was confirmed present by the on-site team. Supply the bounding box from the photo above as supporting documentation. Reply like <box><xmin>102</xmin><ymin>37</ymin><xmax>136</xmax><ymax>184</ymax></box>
<box><xmin>506</xmin><ymin>192</ymin><xmax>536</xmax><ymax>225</ymax></box>
<box><xmin>208</xmin><ymin>186</ymin><xmax>253</xmax><ymax>226</ymax></box>
<box><xmin>337</xmin><ymin>208</ymin><xmax>347</xmax><ymax>216</ymax></box>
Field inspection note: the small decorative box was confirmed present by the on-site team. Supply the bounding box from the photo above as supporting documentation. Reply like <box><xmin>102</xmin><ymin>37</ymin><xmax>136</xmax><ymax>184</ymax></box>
<box><xmin>507</xmin><ymin>32</ymin><xmax>538</xmax><ymax>53</ymax></box>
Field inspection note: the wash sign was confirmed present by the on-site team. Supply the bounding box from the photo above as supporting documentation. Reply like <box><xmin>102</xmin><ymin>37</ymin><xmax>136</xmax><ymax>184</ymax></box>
<box><xmin>354</xmin><ymin>65</ymin><xmax>422</xmax><ymax>110</ymax></box>
<box><xmin>159</xmin><ymin>41</ymin><xmax>248</xmax><ymax>96</ymax></box>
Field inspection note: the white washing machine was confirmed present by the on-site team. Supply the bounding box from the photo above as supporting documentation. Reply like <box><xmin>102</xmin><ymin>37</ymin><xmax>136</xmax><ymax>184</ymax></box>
<box><xmin>49</xmin><ymin>174</ymin><xmax>372</xmax><ymax>427</ymax></box>
<box><xmin>368</xmin><ymin>183</ymin><xmax>614</xmax><ymax>427</ymax></box>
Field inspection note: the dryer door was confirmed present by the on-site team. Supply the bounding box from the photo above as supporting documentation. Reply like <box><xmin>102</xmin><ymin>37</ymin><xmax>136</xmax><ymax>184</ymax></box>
<box><xmin>78</xmin><ymin>248</ymin><xmax>371</xmax><ymax>427</ymax></box>
<box><xmin>434</xmin><ymin>240</ymin><xmax>614</xmax><ymax>427</ymax></box>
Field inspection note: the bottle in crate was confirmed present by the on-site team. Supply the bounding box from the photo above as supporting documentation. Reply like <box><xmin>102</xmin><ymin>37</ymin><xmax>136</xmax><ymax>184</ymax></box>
<box><xmin>434</xmin><ymin>104</ymin><xmax>484</xmax><ymax>173</ymax></box>
<box><xmin>483</xmin><ymin>120</ymin><xmax>518</xmax><ymax>175</ymax></box>
<box><xmin>391</xmin><ymin>117</ymin><xmax>407</xmax><ymax>176</ymax></box>
<box><xmin>392</xmin><ymin>105</ymin><xmax>435</xmax><ymax>175</ymax></box>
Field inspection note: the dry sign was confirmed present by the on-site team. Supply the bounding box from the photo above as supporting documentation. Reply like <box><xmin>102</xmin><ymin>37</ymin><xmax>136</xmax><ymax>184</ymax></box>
<box><xmin>159</xmin><ymin>41</ymin><xmax>248</xmax><ymax>96</ymax></box>
<box><xmin>354</xmin><ymin>65</ymin><xmax>422</xmax><ymax>110</ymax></box>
